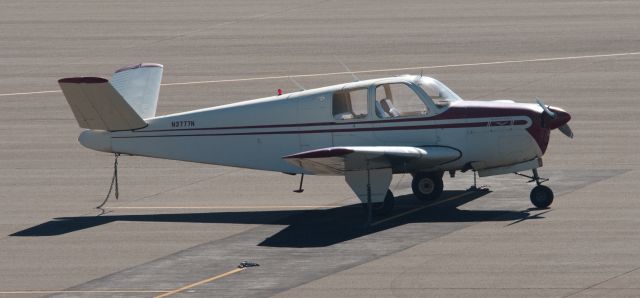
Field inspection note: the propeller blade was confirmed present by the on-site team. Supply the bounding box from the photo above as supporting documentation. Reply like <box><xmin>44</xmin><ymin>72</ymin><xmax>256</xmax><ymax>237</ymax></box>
<box><xmin>558</xmin><ymin>123</ymin><xmax>574</xmax><ymax>139</ymax></box>
<box><xmin>536</xmin><ymin>97</ymin><xmax>557</xmax><ymax>119</ymax></box>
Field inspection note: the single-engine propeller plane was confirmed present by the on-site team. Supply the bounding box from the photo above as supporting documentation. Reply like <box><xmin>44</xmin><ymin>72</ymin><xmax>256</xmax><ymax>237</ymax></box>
<box><xmin>59</xmin><ymin>63</ymin><xmax>572</xmax><ymax>218</ymax></box>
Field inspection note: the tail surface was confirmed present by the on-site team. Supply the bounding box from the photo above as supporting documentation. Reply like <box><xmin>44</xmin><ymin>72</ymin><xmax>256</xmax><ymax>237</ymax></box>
<box><xmin>110</xmin><ymin>63</ymin><xmax>163</xmax><ymax>119</ymax></box>
<box><xmin>58</xmin><ymin>63</ymin><xmax>163</xmax><ymax>131</ymax></box>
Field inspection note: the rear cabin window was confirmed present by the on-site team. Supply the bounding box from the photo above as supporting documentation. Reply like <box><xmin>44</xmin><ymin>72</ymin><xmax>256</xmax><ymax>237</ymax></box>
<box><xmin>375</xmin><ymin>83</ymin><xmax>428</xmax><ymax>118</ymax></box>
<box><xmin>332</xmin><ymin>88</ymin><xmax>368</xmax><ymax>120</ymax></box>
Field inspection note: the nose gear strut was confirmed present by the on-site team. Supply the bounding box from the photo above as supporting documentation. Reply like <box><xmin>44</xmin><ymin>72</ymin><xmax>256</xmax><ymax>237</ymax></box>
<box><xmin>515</xmin><ymin>169</ymin><xmax>554</xmax><ymax>209</ymax></box>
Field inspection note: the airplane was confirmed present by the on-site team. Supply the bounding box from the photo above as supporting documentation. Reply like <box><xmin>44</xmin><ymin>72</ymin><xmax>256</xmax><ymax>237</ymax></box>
<box><xmin>58</xmin><ymin>63</ymin><xmax>572</xmax><ymax>219</ymax></box>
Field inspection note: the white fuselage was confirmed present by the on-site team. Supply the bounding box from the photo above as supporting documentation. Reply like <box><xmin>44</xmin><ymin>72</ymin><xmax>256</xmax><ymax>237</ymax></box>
<box><xmin>80</xmin><ymin>77</ymin><xmax>546</xmax><ymax>176</ymax></box>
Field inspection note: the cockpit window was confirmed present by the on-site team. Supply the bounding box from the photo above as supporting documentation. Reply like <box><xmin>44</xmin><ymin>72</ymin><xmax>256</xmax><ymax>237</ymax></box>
<box><xmin>332</xmin><ymin>88</ymin><xmax>368</xmax><ymax>120</ymax></box>
<box><xmin>374</xmin><ymin>83</ymin><xmax>428</xmax><ymax>118</ymax></box>
<box><xmin>416</xmin><ymin>77</ymin><xmax>461</xmax><ymax>107</ymax></box>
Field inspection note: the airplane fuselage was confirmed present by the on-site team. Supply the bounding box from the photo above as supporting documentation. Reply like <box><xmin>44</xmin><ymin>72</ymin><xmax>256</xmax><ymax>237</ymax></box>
<box><xmin>79</xmin><ymin>76</ymin><xmax>568</xmax><ymax>177</ymax></box>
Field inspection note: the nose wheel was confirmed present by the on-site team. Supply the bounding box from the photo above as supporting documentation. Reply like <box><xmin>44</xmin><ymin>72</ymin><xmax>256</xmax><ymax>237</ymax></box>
<box><xmin>530</xmin><ymin>185</ymin><xmax>554</xmax><ymax>209</ymax></box>
<box><xmin>517</xmin><ymin>168</ymin><xmax>554</xmax><ymax>209</ymax></box>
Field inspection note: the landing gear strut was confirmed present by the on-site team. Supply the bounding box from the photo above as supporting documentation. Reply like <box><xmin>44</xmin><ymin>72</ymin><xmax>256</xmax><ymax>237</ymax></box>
<box><xmin>517</xmin><ymin>169</ymin><xmax>554</xmax><ymax>209</ymax></box>
<box><xmin>411</xmin><ymin>172</ymin><xmax>444</xmax><ymax>202</ymax></box>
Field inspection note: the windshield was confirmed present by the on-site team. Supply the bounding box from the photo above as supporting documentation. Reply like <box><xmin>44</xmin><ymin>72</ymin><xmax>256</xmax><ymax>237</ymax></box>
<box><xmin>416</xmin><ymin>77</ymin><xmax>462</xmax><ymax>107</ymax></box>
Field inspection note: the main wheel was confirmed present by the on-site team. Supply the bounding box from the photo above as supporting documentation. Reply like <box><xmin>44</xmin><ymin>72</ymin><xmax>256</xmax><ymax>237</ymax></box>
<box><xmin>365</xmin><ymin>190</ymin><xmax>395</xmax><ymax>216</ymax></box>
<box><xmin>411</xmin><ymin>172</ymin><xmax>444</xmax><ymax>202</ymax></box>
<box><xmin>530</xmin><ymin>185</ymin><xmax>554</xmax><ymax>209</ymax></box>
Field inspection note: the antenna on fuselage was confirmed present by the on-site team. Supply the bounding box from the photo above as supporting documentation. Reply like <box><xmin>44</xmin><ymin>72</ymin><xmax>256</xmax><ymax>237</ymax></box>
<box><xmin>335</xmin><ymin>56</ymin><xmax>360</xmax><ymax>82</ymax></box>
<box><xmin>418</xmin><ymin>68</ymin><xmax>424</xmax><ymax>78</ymax></box>
<box><xmin>288</xmin><ymin>76</ymin><xmax>306</xmax><ymax>91</ymax></box>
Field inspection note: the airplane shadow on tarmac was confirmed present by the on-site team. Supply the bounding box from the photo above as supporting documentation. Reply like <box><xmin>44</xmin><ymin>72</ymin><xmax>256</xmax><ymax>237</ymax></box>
<box><xmin>11</xmin><ymin>190</ymin><xmax>542</xmax><ymax>247</ymax></box>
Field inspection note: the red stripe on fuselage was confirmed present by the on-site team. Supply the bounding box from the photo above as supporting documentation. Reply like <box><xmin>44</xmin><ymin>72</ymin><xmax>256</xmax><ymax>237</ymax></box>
<box><xmin>114</xmin><ymin>121</ymin><xmax>492</xmax><ymax>139</ymax></box>
<box><xmin>126</xmin><ymin>103</ymin><xmax>549</xmax><ymax>154</ymax></box>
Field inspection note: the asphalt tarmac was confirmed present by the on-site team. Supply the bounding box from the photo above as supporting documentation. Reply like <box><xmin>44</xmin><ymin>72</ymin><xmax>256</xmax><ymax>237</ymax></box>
<box><xmin>1</xmin><ymin>1</ymin><xmax>640</xmax><ymax>297</ymax></box>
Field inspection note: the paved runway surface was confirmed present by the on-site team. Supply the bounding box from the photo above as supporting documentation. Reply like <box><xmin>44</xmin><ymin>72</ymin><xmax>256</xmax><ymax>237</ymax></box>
<box><xmin>1</xmin><ymin>0</ymin><xmax>639</xmax><ymax>297</ymax></box>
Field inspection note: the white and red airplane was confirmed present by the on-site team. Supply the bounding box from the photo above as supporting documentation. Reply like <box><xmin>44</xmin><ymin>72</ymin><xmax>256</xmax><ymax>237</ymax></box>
<box><xmin>59</xmin><ymin>63</ymin><xmax>572</xmax><ymax>217</ymax></box>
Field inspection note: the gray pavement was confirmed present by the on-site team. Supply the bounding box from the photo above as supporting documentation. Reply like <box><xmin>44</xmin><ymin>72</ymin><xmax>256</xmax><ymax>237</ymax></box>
<box><xmin>1</xmin><ymin>0</ymin><xmax>640</xmax><ymax>297</ymax></box>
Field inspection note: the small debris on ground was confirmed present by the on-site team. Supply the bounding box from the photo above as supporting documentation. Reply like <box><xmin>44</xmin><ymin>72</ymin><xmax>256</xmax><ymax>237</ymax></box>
<box><xmin>238</xmin><ymin>261</ymin><xmax>260</xmax><ymax>268</ymax></box>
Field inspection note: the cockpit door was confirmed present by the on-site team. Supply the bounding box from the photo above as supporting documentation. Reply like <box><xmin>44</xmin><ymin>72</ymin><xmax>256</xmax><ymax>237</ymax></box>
<box><xmin>372</xmin><ymin>82</ymin><xmax>437</xmax><ymax>145</ymax></box>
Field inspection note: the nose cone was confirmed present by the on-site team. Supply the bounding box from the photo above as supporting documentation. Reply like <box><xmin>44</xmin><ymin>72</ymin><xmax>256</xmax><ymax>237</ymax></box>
<box><xmin>78</xmin><ymin>130</ymin><xmax>112</xmax><ymax>153</ymax></box>
<box><xmin>548</xmin><ymin>107</ymin><xmax>571</xmax><ymax>130</ymax></box>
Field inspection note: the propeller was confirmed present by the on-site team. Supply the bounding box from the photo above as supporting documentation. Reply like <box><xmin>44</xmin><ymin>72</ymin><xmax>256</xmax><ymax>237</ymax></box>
<box><xmin>558</xmin><ymin>123</ymin><xmax>574</xmax><ymax>139</ymax></box>
<box><xmin>535</xmin><ymin>97</ymin><xmax>573</xmax><ymax>139</ymax></box>
<box><xmin>535</xmin><ymin>97</ymin><xmax>556</xmax><ymax>119</ymax></box>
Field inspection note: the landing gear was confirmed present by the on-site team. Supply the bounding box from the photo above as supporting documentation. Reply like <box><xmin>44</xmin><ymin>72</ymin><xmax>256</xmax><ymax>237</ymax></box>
<box><xmin>517</xmin><ymin>168</ymin><xmax>554</xmax><ymax>209</ymax></box>
<box><xmin>530</xmin><ymin>185</ymin><xmax>554</xmax><ymax>209</ymax></box>
<box><xmin>411</xmin><ymin>172</ymin><xmax>444</xmax><ymax>202</ymax></box>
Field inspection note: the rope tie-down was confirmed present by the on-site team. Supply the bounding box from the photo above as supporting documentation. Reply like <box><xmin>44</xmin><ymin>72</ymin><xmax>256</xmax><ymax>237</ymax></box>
<box><xmin>96</xmin><ymin>153</ymin><xmax>120</xmax><ymax>210</ymax></box>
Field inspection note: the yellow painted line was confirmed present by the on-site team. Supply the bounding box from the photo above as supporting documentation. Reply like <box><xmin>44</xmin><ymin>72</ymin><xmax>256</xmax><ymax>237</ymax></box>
<box><xmin>371</xmin><ymin>191</ymin><xmax>472</xmax><ymax>226</ymax></box>
<box><xmin>155</xmin><ymin>267</ymin><xmax>245</xmax><ymax>298</ymax></box>
<box><xmin>109</xmin><ymin>205</ymin><xmax>341</xmax><ymax>210</ymax></box>
<box><xmin>2</xmin><ymin>51</ymin><xmax>639</xmax><ymax>97</ymax></box>
<box><xmin>0</xmin><ymin>290</ymin><xmax>168</xmax><ymax>294</ymax></box>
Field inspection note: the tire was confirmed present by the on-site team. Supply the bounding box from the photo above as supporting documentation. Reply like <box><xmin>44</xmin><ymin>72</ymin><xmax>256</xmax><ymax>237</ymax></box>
<box><xmin>530</xmin><ymin>185</ymin><xmax>554</xmax><ymax>209</ymax></box>
<box><xmin>411</xmin><ymin>172</ymin><xmax>444</xmax><ymax>201</ymax></box>
<box><xmin>364</xmin><ymin>189</ymin><xmax>395</xmax><ymax>216</ymax></box>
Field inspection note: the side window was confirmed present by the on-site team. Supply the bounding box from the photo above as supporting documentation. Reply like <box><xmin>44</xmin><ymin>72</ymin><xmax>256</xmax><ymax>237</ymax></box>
<box><xmin>374</xmin><ymin>83</ymin><xmax>428</xmax><ymax>118</ymax></box>
<box><xmin>332</xmin><ymin>88</ymin><xmax>368</xmax><ymax>120</ymax></box>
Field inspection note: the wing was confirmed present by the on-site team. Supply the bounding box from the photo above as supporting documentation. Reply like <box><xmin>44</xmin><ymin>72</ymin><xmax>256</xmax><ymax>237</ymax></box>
<box><xmin>283</xmin><ymin>146</ymin><xmax>460</xmax><ymax>204</ymax></box>
<box><xmin>282</xmin><ymin>146</ymin><xmax>461</xmax><ymax>175</ymax></box>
